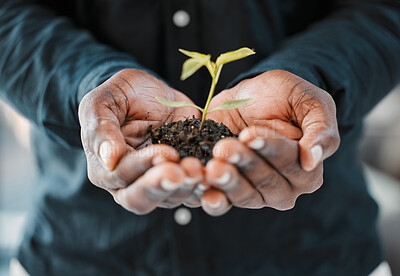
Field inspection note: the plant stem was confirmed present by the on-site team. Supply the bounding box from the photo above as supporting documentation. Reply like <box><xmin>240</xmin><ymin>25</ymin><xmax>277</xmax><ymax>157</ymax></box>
<box><xmin>200</xmin><ymin>66</ymin><xmax>223</xmax><ymax>130</ymax></box>
<box><xmin>200</xmin><ymin>79</ymin><xmax>216</xmax><ymax>130</ymax></box>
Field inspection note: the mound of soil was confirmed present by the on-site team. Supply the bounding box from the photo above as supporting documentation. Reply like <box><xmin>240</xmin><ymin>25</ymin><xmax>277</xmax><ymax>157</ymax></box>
<box><xmin>150</xmin><ymin>118</ymin><xmax>237</xmax><ymax>164</ymax></box>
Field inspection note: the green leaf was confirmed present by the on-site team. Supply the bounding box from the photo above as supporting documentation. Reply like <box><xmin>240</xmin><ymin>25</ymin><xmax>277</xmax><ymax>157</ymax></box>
<box><xmin>215</xmin><ymin>47</ymin><xmax>255</xmax><ymax>67</ymax></box>
<box><xmin>179</xmin><ymin>49</ymin><xmax>213</xmax><ymax>80</ymax></box>
<box><xmin>179</xmin><ymin>49</ymin><xmax>209</xmax><ymax>59</ymax></box>
<box><xmin>208</xmin><ymin>98</ymin><xmax>254</xmax><ymax>113</ymax></box>
<box><xmin>155</xmin><ymin>97</ymin><xmax>204</xmax><ymax>112</ymax></box>
<box><xmin>180</xmin><ymin>58</ymin><xmax>208</xmax><ymax>81</ymax></box>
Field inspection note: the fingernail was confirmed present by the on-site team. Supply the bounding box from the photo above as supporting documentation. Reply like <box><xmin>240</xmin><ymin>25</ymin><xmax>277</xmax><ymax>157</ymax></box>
<box><xmin>197</xmin><ymin>183</ymin><xmax>207</xmax><ymax>191</ymax></box>
<box><xmin>229</xmin><ymin>153</ymin><xmax>241</xmax><ymax>164</ymax></box>
<box><xmin>194</xmin><ymin>184</ymin><xmax>205</xmax><ymax>197</ymax></box>
<box><xmin>248</xmin><ymin>138</ymin><xmax>264</xmax><ymax>150</ymax></box>
<box><xmin>99</xmin><ymin>141</ymin><xmax>113</xmax><ymax>170</ymax></box>
<box><xmin>161</xmin><ymin>179</ymin><xmax>181</xmax><ymax>191</ymax></box>
<box><xmin>310</xmin><ymin>145</ymin><xmax>323</xmax><ymax>169</ymax></box>
<box><xmin>214</xmin><ymin>172</ymin><xmax>231</xmax><ymax>185</ymax></box>
<box><xmin>207</xmin><ymin>200</ymin><xmax>222</xmax><ymax>209</ymax></box>
<box><xmin>185</xmin><ymin>177</ymin><xmax>198</xmax><ymax>185</ymax></box>
<box><xmin>183</xmin><ymin>177</ymin><xmax>199</xmax><ymax>188</ymax></box>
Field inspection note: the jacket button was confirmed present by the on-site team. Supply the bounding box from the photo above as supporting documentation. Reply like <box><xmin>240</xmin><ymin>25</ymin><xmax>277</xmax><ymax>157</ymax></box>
<box><xmin>174</xmin><ymin>207</ymin><xmax>192</xmax><ymax>225</ymax></box>
<box><xmin>173</xmin><ymin>10</ymin><xmax>190</xmax><ymax>28</ymax></box>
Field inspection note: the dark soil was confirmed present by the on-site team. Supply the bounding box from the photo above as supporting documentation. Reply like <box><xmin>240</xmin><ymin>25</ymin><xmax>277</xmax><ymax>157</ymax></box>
<box><xmin>150</xmin><ymin>117</ymin><xmax>237</xmax><ymax>164</ymax></box>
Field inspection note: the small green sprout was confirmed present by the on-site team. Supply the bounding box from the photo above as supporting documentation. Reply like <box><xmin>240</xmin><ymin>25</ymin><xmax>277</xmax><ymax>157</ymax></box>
<box><xmin>156</xmin><ymin>47</ymin><xmax>255</xmax><ymax>130</ymax></box>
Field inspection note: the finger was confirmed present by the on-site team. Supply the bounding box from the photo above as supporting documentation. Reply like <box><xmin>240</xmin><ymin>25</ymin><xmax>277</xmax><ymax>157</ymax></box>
<box><xmin>239</xmin><ymin>126</ymin><xmax>323</xmax><ymax>194</ymax></box>
<box><xmin>239</xmin><ymin>126</ymin><xmax>298</xmax><ymax>167</ymax></box>
<box><xmin>180</xmin><ymin>157</ymin><xmax>204</xmax><ymax>182</ymax></box>
<box><xmin>159</xmin><ymin>157</ymin><xmax>204</xmax><ymax>208</ymax></box>
<box><xmin>79</xmin><ymin>90</ymin><xmax>128</xmax><ymax>171</ymax></box>
<box><xmin>110</xmin><ymin>162</ymin><xmax>186</xmax><ymax>215</ymax></box>
<box><xmin>89</xmin><ymin>144</ymin><xmax>180</xmax><ymax>190</ymax></box>
<box><xmin>181</xmin><ymin>157</ymin><xmax>204</xmax><ymax>207</ymax></box>
<box><xmin>206</xmin><ymin>159</ymin><xmax>264</xmax><ymax>208</ymax></box>
<box><xmin>201</xmin><ymin>188</ymin><xmax>231</xmax><ymax>216</ymax></box>
<box><xmin>299</xmin><ymin>122</ymin><xmax>340</xmax><ymax>172</ymax></box>
<box><xmin>246</xmin><ymin>119</ymin><xmax>303</xmax><ymax>140</ymax></box>
<box><xmin>183</xmin><ymin>183</ymin><xmax>206</xmax><ymax>208</ymax></box>
<box><xmin>290</xmin><ymin>85</ymin><xmax>340</xmax><ymax>171</ymax></box>
<box><xmin>213</xmin><ymin>138</ymin><xmax>295</xmax><ymax>210</ymax></box>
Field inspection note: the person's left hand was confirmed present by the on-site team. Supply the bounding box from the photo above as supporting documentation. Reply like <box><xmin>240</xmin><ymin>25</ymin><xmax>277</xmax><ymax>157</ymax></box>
<box><xmin>200</xmin><ymin>70</ymin><xmax>340</xmax><ymax>216</ymax></box>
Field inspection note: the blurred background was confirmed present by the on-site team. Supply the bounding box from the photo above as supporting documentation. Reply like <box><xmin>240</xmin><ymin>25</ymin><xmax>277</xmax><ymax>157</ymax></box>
<box><xmin>1</xmin><ymin>86</ymin><xmax>400</xmax><ymax>276</ymax></box>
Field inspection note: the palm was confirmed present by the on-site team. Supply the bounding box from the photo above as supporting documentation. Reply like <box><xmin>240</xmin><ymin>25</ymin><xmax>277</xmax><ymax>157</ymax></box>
<box><xmin>207</xmin><ymin>72</ymin><xmax>303</xmax><ymax>140</ymax></box>
<box><xmin>114</xmin><ymin>71</ymin><xmax>200</xmax><ymax>148</ymax></box>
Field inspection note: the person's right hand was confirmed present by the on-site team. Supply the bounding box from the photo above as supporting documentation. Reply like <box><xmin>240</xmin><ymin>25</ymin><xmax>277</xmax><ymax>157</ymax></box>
<box><xmin>78</xmin><ymin>69</ymin><xmax>203</xmax><ymax>214</ymax></box>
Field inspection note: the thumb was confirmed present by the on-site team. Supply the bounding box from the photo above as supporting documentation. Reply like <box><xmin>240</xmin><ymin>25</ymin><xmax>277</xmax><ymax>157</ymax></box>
<box><xmin>93</xmin><ymin>119</ymin><xmax>126</xmax><ymax>171</ymax></box>
<box><xmin>79</xmin><ymin>92</ymin><xmax>127</xmax><ymax>171</ymax></box>
<box><xmin>297</xmin><ymin>92</ymin><xmax>340</xmax><ymax>172</ymax></box>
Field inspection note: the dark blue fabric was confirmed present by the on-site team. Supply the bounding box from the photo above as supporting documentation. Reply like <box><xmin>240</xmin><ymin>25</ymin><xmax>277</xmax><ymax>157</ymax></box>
<box><xmin>1</xmin><ymin>0</ymin><xmax>400</xmax><ymax>275</ymax></box>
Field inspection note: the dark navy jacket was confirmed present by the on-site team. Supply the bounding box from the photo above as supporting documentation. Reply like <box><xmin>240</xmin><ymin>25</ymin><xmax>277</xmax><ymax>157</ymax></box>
<box><xmin>1</xmin><ymin>0</ymin><xmax>400</xmax><ymax>275</ymax></box>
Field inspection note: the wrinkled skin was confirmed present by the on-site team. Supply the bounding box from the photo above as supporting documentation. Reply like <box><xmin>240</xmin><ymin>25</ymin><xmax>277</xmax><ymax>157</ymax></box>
<box><xmin>79</xmin><ymin>69</ymin><xmax>340</xmax><ymax>216</ymax></box>
<box><xmin>201</xmin><ymin>70</ymin><xmax>340</xmax><ymax>215</ymax></box>
<box><xmin>79</xmin><ymin>69</ymin><xmax>203</xmax><ymax>214</ymax></box>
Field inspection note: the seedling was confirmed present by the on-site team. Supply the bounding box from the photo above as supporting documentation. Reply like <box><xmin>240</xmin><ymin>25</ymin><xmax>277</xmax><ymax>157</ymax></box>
<box><xmin>156</xmin><ymin>47</ymin><xmax>255</xmax><ymax>130</ymax></box>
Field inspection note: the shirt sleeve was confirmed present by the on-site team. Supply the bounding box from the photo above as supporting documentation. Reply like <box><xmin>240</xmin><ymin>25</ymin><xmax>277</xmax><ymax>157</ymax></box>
<box><xmin>0</xmin><ymin>0</ymin><xmax>152</xmax><ymax>148</ymax></box>
<box><xmin>232</xmin><ymin>0</ymin><xmax>400</xmax><ymax>128</ymax></box>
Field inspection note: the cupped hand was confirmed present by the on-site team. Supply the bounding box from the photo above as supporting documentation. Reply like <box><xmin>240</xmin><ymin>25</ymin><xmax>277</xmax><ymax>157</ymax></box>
<box><xmin>201</xmin><ymin>70</ymin><xmax>340</xmax><ymax>215</ymax></box>
<box><xmin>78</xmin><ymin>69</ymin><xmax>203</xmax><ymax>214</ymax></box>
